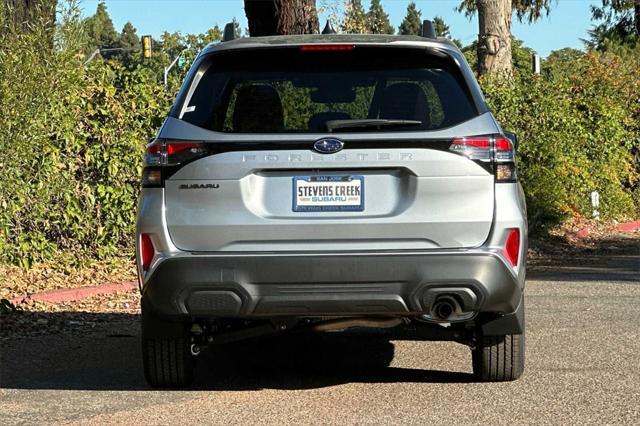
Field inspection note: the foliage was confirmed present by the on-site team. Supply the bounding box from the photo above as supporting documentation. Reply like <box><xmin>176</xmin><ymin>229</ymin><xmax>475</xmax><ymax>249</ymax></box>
<box><xmin>1</xmin><ymin>0</ymin><xmax>639</xmax><ymax>267</ymax></box>
<box><xmin>341</xmin><ymin>0</ymin><xmax>395</xmax><ymax>35</ymax></box>
<box><xmin>398</xmin><ymin>2</ymin><xmax>421</xmax><ymax>35</ymax></box>
<box><xmin>0</xmin><ymin>258</ymin><xmax>136</xmax><ymax>301</ymax></box>
<box><xmin>482</xmin><ymin>51</ymin><xmax>640</xmax><ymax>231</ymax></box>
<box><xmin>543</xmin><ymin>48</ymin><xmax>586</xmax><ymax>80</ymax></box>
<box><xmin>2</xmin><ymin>0</ymin><xmax>57</xmax><ymax>35</ymax></box>
<box><xmin>511</xmin><ymin>38</ymin><xmax>536</xmax><ymax>72</ymax></box>
<box><xmin>587</xmin><ymin>0</ymin><xmax>639</xmax><ymax>51</ymax></box>
<box><xmin>366</xmin><ymin>0</ymin><xmax>394</xmax><ymax>34</ymax></box>
<box><xmin>433</xmin><ymin>16</ymin><xmax>450</xmax><ymax>37</ymax></box>
<box><xmin>342</xmin><ymin>0</ymin><xmax>368</xmax><ymax>34</ymax></box>
<box><xmin>83</xmin><ymin>2</ymin><xmax>224</xmax><ymax>77</ymax></box>
<box><xmin>0</xmin><ymin>1</ymin><xmax>173</xmax><ymax>267</ymax></box>
<box><xmin>318</xmin><ymin>0</ymin><xmax>346</xmax><ymax>30</ymax></box>
<box><xmin>119</xmin><ymin>21</ymin><xmax>139</xmax><ymax>48</ymax></box>
<box><xmin>396</xmin><ymin>6</ymin><xmax>461</xmax><ymax>46</ymax></box>
<box><xmin>457</xmin><ymin>0</ymin><xmax>553</xmax><ymax>75</ymax></box>
<box><xmin>231</xmin><ymin>17</ymin><xmax>242</xmax><ymax>38</ymax></box>
<box><xmin>463</xmin><ymin>37</ymin><xmax>536</xmax><ymax>74</ymax></box>
<box><xmin>433</xmin><ymin>15</ymin><xmax>462</xmax><ymax>46</ymax></box>
<box><xmin>457</xmin><ymin>0</ymin><xmax>552</xmax><ymax>23</ymax></box>
<box><xmin>591</xmin><ymin>0</ymin><xmax>640</xmax><ymax>35</ymax></box>
<box><xmin>83</xmin><ymin>1</ymin><xmax>119</xmax><ymax>52</ymax></box>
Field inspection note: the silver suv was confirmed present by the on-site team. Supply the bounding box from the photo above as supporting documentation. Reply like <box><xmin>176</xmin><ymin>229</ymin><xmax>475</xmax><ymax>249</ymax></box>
<box><xmin>136</xmin><ymin>25</ymin><xmax>527</xmax><ymax>388</ymax></box>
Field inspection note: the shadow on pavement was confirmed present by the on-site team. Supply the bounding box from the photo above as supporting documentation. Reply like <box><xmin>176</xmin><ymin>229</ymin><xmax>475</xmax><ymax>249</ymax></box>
<box><xmin>0</xmin><ymin>313</ymin><xmax>474</xmax><ymax>391</ymax></box>
<box><xmin>528</xmin><ymin>253</ymin><xmax>639</xmax><ymax>282</ymax></box>
<box><xmin>528</xmin><ymin>235</ymin><xmax>639</xmax><ymax>282</ymax></box>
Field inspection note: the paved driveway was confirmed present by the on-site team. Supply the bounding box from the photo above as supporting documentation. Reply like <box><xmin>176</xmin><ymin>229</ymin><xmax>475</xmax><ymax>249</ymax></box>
<box><xmin>1</xmin><ymin>252</ymin><xmax>639</xmax><ymax>425</ymax></box>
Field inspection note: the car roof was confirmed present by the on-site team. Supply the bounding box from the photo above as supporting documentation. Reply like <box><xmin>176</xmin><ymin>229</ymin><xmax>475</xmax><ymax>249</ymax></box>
<box><xmin>201</xmin><ymin>33</ymin><xmax>461</xmax><ymax>55</ymax></box>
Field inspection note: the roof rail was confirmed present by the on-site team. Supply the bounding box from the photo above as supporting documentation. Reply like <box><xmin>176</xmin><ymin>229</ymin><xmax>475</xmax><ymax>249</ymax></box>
<box><xmin>222</xmin><ymin>22</ymin><xmax>236</xmax><ymax>42</ymax></box>
<box><xmin>421</xmin><ymin>20</ymin><xmax>436</xmax><ymax>39</ymax></box>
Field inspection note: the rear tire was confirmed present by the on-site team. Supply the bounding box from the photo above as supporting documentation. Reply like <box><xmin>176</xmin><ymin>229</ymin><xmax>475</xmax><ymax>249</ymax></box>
<box><xmin>472</xmin><ymin>333</ymin><xmax>524</xmax><ymax>382</ymax></box>
<box><xmin>141</xmin><ymin>304</ymin><xmax>195</xmax><ymax>388</ymax></box>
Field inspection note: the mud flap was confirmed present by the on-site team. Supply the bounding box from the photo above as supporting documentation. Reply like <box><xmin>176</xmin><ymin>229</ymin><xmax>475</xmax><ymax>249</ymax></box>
<box><xmin>141</xmin><ymin>298</ymin><xmax>189</xmax><ymax>339</ymax></box>
<box><xmin>480</xmin><ymin>295</ymin><xmax>525</xmax><ymax>336</ymax></box>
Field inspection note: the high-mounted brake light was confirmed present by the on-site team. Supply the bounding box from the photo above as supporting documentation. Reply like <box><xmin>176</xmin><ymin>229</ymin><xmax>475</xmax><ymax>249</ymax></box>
<box><xmin>504</xmin><ymin>228</ymin><xmax>520</xmax><ymax>267</ymax></box>
<box><xmin>449</xmin><ymin>135</ymin><xmax>517</xmax><ymax>182</ymax></box>
<box><xmin>299</xmin><ymin>45</ymin><xmax>354</xmax><ymax>52</ymax></box>
<box><xmin>140</xmin><ymin>233</ymin><xmax>155</xmax><ymax>271</ymax></box>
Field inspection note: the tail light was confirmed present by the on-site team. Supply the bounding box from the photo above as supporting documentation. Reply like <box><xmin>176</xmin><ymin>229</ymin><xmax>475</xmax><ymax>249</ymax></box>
<box><xmin>504</xmin><ymin>228</ymin><xmax>520</xmax><ymax>267</ymax></box>
<box><xmin>142</xmin><ymin>139</ymin><xmax>208</xmax><ymax>187</ymax></box>
<box><xmin>449</xmin><ymin>135</ymin><xmax>517</xmax><ymax>182</ymax></box>
<box><xmin>140</xmin><ymin>233</ymin><xmax>155</xmax><ymax>271</ymax></box>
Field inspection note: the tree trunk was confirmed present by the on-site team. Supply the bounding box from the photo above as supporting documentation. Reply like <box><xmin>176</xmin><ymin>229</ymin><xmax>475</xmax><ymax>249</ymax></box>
<box><xmin>4</xmin><ymin>0</ymin><xmax>56</xmax><ymax>31</ymax></box>
<box><xmin>244</xmin><ymin>0</ymin><xmax>319</xmax><ymax>37</ymax></box>
<box><xmin>476</xmin><ymin>0</ymin><xmax>513</xmax><ymax>76</ymax></box>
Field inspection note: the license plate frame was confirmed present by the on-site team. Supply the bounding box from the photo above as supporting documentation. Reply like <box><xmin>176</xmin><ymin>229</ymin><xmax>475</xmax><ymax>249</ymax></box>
<box><xmin>292</xmin><ymin>175</ymin><xmax>364</xmax><ymax>212</ymax></box>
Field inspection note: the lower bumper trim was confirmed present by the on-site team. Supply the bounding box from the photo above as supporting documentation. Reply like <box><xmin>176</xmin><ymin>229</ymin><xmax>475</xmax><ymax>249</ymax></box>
<box><xmin>142</xmin><ymin>252</ymin><xmax>523</xmax><ymax>320</ymax></box>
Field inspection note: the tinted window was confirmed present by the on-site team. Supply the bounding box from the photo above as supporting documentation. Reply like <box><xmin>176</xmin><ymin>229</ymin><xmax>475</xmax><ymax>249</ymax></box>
<box><xmin>179</xmin><ymin>47</ymin><xmax>477</xmax><ymax>133</ymax></box>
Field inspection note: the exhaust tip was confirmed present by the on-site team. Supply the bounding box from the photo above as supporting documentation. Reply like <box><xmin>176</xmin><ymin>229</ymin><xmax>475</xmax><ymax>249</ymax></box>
<box><xmin>420</xmin><ymin>287</ymin><xmax>479</xmax><ymax>322</ymax></box>
<box><xmin>433</xmin><ymin>301</ymin><xmax>454</xmax><ymax>320</ymax></box>
<box><xmin>430</xmin><ymin>295</ymin><xmax>462</xmax><ymax>321</ymax></box>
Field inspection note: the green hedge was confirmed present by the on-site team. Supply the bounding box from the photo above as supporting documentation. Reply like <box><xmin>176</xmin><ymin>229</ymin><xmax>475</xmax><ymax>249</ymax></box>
<box><xmin>0</xmin><ymin>9</ymin><xmax>172</xmax><ymax>267</ymax></box>
<box><xmin>482</xmin><ymin>52</ymin><xmax>639</xmax><ymax>230</ymax></box>
<box><xmin>1</xmin><ymin>8</ymin><xmax>638</xmax><ymax>267</ymax></box>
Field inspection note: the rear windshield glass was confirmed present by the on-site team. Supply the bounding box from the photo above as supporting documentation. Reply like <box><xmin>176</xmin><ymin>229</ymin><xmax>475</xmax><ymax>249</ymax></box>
<box><xmin>178</xmin><ymin>46</ymin><xmax>477</xmax><ymax>133</ymax></box>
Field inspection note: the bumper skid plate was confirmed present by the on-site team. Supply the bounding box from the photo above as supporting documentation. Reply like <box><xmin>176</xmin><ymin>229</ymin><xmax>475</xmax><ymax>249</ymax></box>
<box><xmin>142</xmin><ymin>252</ymin><xmax>523</xmax><ymax>332</ymax></box>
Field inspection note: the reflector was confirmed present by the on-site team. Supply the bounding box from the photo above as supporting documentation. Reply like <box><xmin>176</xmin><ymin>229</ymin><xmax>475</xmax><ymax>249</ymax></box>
<box><xmin>505</xmin><ymin>228</ymin><xmax>520</xmax><ymax>267</ymax></box>
<box><xmin>140</xmin><ymin>234</ymin><xmax>155</xmax><ymax>271</ymax></box>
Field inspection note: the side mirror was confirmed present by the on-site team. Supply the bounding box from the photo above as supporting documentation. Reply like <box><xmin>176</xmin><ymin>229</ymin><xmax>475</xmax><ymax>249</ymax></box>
<box><xmin>504</xmin><ymin>131</ymin><xmax>519</xmax><ymax>151</ymax></box>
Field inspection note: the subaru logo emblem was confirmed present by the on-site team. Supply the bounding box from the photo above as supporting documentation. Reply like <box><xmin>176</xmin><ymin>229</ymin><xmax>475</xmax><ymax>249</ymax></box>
<box><xmin>313</xmin><ymin>138</ymin><xmax>344</xmax><ymax>154</ymax></box>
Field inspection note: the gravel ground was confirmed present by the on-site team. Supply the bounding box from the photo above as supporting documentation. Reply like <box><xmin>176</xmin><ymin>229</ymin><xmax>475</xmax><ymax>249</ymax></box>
<box><xmin>1</xmin><ymin>247</ymin><xmax>639</xmax><ymax>425</ymax></box>
<box><xmin>0</xmin><ymin>259</ymin><xmax>136</xmax><ymax>302</ymax></box>
<box><xmin>0</xmin><ymin>290</ymin><xmax>140</xmax><ymax>341</ymax></box>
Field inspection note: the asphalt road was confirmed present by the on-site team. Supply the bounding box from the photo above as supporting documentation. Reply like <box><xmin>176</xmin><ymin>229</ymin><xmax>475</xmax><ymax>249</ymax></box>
<box><xmin>1</xmin><ymin>252</ymin><xmax>639</xmax><ymax>425</ymax></box>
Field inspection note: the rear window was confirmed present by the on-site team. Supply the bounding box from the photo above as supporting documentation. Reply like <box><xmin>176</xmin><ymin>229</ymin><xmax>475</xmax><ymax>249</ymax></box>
<box><xmin>178</xmin><ymin>46</ymin><xmax>477</xmax><ymax>133</ymax></box>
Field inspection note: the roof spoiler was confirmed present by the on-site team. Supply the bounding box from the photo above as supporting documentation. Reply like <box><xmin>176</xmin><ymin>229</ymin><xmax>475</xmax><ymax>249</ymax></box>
<box><xmin>421</xmin><ymin>20</ymin><xmax>436</xmax><ymax>39</ymax></box>
<box><xmin>223</xmin><ymin>22</ymin><xmax>236</xmax><ymax>42</ymax></box>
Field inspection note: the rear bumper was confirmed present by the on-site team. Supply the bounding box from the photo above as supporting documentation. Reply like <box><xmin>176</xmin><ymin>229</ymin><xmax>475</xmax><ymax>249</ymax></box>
<box><xmin>141</xmin><ymin>251</ymin><xmax>524</xmax><ymax>333</ymax></box>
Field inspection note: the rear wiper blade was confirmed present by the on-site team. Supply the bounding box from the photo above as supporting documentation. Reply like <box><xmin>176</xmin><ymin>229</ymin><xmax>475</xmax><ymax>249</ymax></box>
<box><xmin>326</xmin><ymin>119</ymin><xmax>422</xmax><ymax>132</ymax></box>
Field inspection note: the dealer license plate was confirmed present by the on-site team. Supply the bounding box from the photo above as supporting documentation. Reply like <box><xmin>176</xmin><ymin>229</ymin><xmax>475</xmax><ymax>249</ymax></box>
<box><xmin>293</xmin><ymin>176</ymin><xmax>364</xmax><ymax>212</ymax></box>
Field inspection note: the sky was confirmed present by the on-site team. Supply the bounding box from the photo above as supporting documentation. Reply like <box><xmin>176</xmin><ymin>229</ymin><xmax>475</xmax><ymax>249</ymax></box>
<box><xmin>79</xmin><ymin>0</ymin><xmax>596</xmax><ymax>58</ymax></box>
